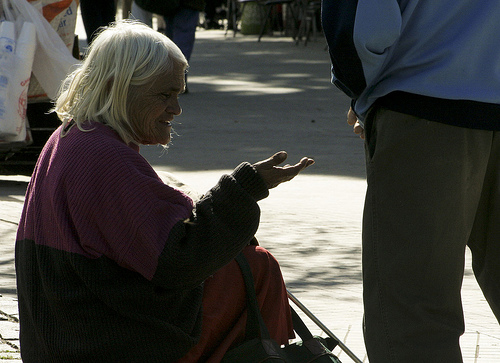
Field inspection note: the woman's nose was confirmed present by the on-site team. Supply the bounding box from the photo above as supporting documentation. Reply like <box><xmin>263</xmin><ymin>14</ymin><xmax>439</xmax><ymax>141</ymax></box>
<box><xmin>170</xmin><ymin>98</ymin><xmax>182</xmax><ymax>116</ymax></box>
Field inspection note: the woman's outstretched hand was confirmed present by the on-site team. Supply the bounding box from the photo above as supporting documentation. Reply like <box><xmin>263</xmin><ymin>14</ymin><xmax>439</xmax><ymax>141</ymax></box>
<box><xmin>253</xmin><ymin>151</ymin><xmax>315</xmax><ymax>189</ymax></box>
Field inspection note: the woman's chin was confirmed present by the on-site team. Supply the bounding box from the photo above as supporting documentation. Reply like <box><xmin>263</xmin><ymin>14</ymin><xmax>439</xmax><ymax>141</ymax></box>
<box><xmin>140</xmin><ymin>133</ymin><xmax>171</xmax><ymax>146</ymax></box>
<box><xmin>145</xmin><ymin>127</ymin><xmax>172</xmax><ymax>145</ymax></box>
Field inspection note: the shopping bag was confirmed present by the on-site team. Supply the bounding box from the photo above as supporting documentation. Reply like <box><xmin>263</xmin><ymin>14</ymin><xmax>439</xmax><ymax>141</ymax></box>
<box><xmin>0</xmin><ymin>17</ymin><xmax>36</xmax><ymax>139</ymax></box>
<box><xmin>24</xmin><ymin>0</ymin><xmax>79</xmax><ymax>102</ymax></box>
<box><xmin>2</xmin><ymin>0</ymin><xmax>79</xmax><ymax>100</ymax></box>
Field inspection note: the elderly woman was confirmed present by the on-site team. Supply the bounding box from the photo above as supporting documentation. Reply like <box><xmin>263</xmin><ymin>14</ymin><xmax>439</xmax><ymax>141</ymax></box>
<box><xmin>15</xmin><ymin>20</ymin><xmax>314</xmax><ymax>362</ymax></box>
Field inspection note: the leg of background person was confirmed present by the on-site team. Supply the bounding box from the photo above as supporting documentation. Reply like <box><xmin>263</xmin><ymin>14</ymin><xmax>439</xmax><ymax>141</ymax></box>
<box><xmin>164</xmin><ymin>8</ymin><xmax>199</xmax><ymax>62</ymax></box>
<box><xmin>176</xmin><ymin>245</ymin><xmax>294</xmax><ymax>362</ymax></box>
<box><xmin>80</xmin><ymin>0</ymin><xmax>116</xmax><ymax>44</ymax></box>
<box><xmin>130</xmin><ymin>1</ymin><xmax>153</xmax><ymax>27</ymax></box>
<box><xmin>164</xmin><ymin>8</ymin><xmax>199</xmax><ymax>92</ymax></box>
<box><xmin>362</xmin><ymin>108</ymin><xmax>492</xmax><ymax>363</ymax></box>
<box><xmin>468</xmin><ymin>131</ymin><xmax>500</xmax><ymax>322</ymax></box>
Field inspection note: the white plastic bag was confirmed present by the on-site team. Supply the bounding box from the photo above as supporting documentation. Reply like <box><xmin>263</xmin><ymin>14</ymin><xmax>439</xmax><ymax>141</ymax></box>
<box><xmin>26</xmin><ymin>0</ymin><xmax>79</xmax><ymax>102</ymax></box>
<box><xmin>0</xmin><ymin>21</ymin><xmax>17</xmax><ymax>137</ymax></box>
<box><xmin>0</xmin><ymin>16</ymin><xmax>36</xmax><ymax>140</ymax></box>
<box><xmin>0</xmin><ymin>0</ymin><xmax>80</xmax><ymax>143</ymax></box>
<box><xmin>2</xmin><ymin>0</ymin><xmax>80</xmax><ymax>100</ymax></box>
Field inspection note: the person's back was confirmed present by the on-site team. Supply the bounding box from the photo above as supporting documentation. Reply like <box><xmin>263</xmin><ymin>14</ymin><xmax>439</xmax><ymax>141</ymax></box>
<box><xmin>321</xmin><ymin>1</ymin><xmax>500</xmax><ymax>362</ymax></box>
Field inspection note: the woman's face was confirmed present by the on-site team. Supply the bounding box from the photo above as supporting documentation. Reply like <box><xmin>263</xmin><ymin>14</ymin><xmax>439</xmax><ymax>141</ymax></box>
<box><xmin>128</xmin><ymin>64</ymin><xmax>185</xmax><ymax>145</ymax></box>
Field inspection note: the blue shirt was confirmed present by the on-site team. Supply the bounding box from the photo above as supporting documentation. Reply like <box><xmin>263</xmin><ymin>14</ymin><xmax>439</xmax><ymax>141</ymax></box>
<box><xmin>322</xmin><ymin>0</ymin><xmax>500</xmax><ymax>129</ymax></box>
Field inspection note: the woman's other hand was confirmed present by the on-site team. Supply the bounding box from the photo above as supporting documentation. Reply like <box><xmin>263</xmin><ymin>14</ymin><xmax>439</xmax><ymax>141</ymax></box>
<box><xmin>253</xmin><ymin>151</ymin><xmax>314</xmax><ymax>189</ymax></box>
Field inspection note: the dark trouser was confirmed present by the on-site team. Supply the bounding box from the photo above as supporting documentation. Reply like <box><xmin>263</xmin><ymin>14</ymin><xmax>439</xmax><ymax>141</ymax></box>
<box><xmin>362</xmin><ymin>107</ymin><xmax>500</xmax><ymax>362</ymax></box>
<box><xmin>80</xmin><ymin>0</ymin><xmax>116</xmax><ymax>44</ymax></box>
<box><xmin>164</xmin><ymin>7</ymin><xmax>199</xmax><ymax>62</ymax></box>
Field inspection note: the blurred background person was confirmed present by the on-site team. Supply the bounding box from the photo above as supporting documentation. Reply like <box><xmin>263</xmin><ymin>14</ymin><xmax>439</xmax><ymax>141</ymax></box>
<box><xmin>79</xmin><ymin>0</ymin><xmax>116</xmax><ymax>44</ymax></box>
<box><xmin>131</xmin><ymin>0</ymin><xmax>205</xmax><ymax>92</ymax></box>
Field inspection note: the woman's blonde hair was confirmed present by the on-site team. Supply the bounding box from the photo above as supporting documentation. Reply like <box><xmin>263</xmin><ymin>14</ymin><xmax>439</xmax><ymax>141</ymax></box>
<box><xmin>54</xmin><ymin>20</ymin><xmax>188</xmax><ymax>144</ymax></box>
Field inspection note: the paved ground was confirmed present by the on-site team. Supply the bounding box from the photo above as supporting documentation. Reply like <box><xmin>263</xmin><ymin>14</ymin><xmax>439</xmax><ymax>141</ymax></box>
<box><xmin>1</xmin><ymin>18</ymin><xmax>500</xmax><ymax>363</ymax></box>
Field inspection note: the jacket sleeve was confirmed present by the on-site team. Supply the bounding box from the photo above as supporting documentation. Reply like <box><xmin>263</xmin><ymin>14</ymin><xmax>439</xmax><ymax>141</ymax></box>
<box><xmin>151</xmin><ymin>162</ymin><xmax>269</xmax><ymax>289</ymax></box>
<box><xmin>321</xmin><ymin>0</ymin><xmax>366</xmax><ymax>98</ymax></box>
<box><xmin>321</xmin><ymin>0</ymin><xmax>402</xmax><ymax>99</ymax></box>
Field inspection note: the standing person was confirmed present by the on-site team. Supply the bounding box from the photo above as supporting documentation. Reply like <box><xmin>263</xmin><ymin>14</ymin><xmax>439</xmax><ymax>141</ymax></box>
<box><xmin>131</xmin><ymin>0</ymin><xmax>204</xmax><ymax>92</ymax></box>
<box><xmin>15</xmin><ymin>20</ymin><xmax>313</xmax><ymax>362</ymax></box>
<box><xmin>321</xmin><ymin>1</ymin><xmax>500</xmax><ymax>362</ymax></box>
